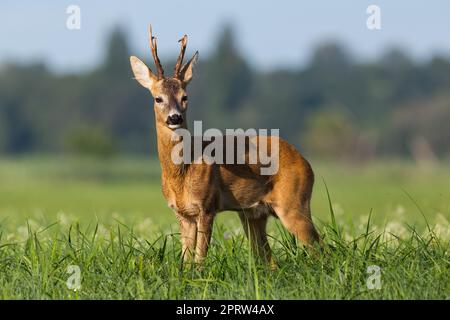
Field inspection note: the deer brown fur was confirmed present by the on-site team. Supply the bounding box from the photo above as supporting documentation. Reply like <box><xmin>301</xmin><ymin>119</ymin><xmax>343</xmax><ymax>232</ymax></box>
<box><xmin>130</xmin><ymin>26</ymin><xmax>321</xmax><ymax>265</ymax></box>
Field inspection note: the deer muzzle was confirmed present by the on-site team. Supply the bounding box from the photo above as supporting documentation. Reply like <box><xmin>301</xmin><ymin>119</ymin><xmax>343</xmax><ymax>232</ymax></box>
<box><xmin>166</xmin><ymin>114</ymin><xmax>184</xmax><ymax>128</ymax></box>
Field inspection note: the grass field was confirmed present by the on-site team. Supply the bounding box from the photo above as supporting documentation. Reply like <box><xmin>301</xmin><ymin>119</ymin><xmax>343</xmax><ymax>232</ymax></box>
<box><xmin>0</xmin><ymin>156</ymin><xmax>448</xmax><ymax>299</ymax></box>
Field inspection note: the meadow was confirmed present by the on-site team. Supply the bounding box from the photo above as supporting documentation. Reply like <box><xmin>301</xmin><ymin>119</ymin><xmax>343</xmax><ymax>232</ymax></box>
<box><xmin>0</xmin><ymin>156</ymin><xmax>448</xmax><ymax>299</ymax></box>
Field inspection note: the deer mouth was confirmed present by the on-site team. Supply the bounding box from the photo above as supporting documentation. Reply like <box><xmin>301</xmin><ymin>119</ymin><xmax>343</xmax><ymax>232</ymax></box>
<box><xmin>168</xmin><ymin>124</ymin><xmax>183</xmax><ymax>129</ymax></box>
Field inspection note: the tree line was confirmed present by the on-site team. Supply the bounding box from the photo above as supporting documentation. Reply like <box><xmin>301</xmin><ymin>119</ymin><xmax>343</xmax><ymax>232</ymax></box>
<box><xmin>1</xmin><ymin>25</ymin><xmax>450</xmax><ymax>162</ymax></box>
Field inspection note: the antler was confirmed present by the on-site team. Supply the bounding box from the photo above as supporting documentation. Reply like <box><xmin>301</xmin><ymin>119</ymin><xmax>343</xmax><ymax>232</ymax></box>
<box><xmin>148</xmin><ymin>25</ymin><xmax>164</xmax><ymax>79</ymax></box>
<box><xmin>174</xmin><ymin>34</ymin><xmax>187</xmax><ymax>78</ymax></box>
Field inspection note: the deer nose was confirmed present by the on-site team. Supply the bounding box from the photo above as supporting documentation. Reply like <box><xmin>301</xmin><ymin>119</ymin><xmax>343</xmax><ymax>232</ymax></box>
<box><xmin>166</xmin><ymin>114</ymin><xmax>183</xmax><ymax>126</ymax></box>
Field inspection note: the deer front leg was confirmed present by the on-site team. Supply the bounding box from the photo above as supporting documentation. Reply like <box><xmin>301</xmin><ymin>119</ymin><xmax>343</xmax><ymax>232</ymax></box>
<box><xmin>195</xmin><ymin>213</ymin><xmax>215</xmax><ymax>263</ymax></box>
<box><xmin>177</xmin><ymin>214</ymin><xmax>197</xmax><ymax>261</ymax></box>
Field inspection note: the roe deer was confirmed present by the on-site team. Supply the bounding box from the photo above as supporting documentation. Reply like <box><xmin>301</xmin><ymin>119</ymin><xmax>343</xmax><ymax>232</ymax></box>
<box><xmin>130</xmin><ymin>26</ymin><xmax>321</xmax><ymax>266</ymax></box>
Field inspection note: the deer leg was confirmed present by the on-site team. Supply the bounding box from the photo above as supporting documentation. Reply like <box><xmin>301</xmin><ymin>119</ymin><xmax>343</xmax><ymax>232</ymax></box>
<box><xmin>177</xmin><ymin>214</ymin><xmax>197</xmax><ymax>261</ymax></box>
<box><xmin>275</xmin><ymin>206</ymin><xmax>321</xmax><ymax>246</ymax></box>
<box><xmin>195</xmin><ymin>213</ymin><xmax>215</xmax><ymax>263</ymax></box>
<box><xmin>238</xmin><ymin>211</ymin><xmax>276</xmax><ymax>268</ymax></box>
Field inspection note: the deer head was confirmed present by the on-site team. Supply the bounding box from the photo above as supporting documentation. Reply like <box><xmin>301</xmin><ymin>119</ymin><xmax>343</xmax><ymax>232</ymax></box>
<box><xmin>130</xmin><ymin>26</ymin><xmax>198</xmax><ymax>129</ymax></box>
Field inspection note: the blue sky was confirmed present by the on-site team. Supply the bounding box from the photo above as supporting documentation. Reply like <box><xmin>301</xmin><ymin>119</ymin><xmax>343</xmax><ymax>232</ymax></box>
<box><xmin>1</xmin><ymin>0</ymin><xmax>449</xmax><ymax>73</ymax></box>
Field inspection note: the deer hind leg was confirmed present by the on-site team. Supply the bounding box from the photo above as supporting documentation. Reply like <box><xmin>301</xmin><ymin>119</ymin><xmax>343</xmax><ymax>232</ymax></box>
<box><xmin>177</xmin><ymin>214</ymin><xmax>197</xmax><ymax>261</ymax></box>
<box><xmin>238</xmin><ymin>209</ymin><xmax>276</xmax><ymax>268</ymax></box>
<box><xmin>274</xmin><ymin>201</ymin><xmax>321</xmax><ymax>247</ymax></box>
<box><xmin>195</xmin><ymin>213</ymin><xmax>215</xmax><ymax>263</ymax></box>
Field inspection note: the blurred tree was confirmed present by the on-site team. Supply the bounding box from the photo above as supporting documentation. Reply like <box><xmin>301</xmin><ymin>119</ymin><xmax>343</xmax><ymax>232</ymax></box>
<box><xmin>302</xmin><ymin>106</ymin><xmax>362</xmax><ymax>160</ymax></box>
<box><xmin>101</xmin><ymin>26</ymin><xmax>131</xmax><ymax>78</ymax></box>
<box><xmin>309</xmin><ymin>42</ymin><xmax>352</xmax><ymax>71</ymax></box>
<box><xmin>81</xmin><ymin>26</ymin><xmax>152</xmax><ymax>154</ymax></box>
<box><xmin>64</xmin><ymin>126</ymin><xmax>116</xmax><ymax>158</ymax></box>
<box><xmin>198</xmin><ymin>25</ymin><xmax>253</xmax><ymax>128</ymax></box>
<box><xmin>425</xmin><ymin>56</ymin><xmax>450</xmax><ymax>92</ymax></box>
<box><xmin>0</xmin><ymin>63</ymin><xmax>49</xmax><ymax>153</ymax></box>
<box><xmin>302</xmin><ymin>42</ymin><xmax>355</xmax><ymax>119</ymax></box>
<box><xmin>383</xmin><ymin>94</ymin><xmax>450</xmax><ymax>159</ymax></box>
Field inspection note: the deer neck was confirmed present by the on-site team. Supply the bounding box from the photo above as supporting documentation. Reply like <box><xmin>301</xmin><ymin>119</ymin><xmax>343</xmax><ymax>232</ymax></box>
<box><xmin>155</xmin><ymin>121</ymin><xmax>189</xmax><ymax>183</ymax></box>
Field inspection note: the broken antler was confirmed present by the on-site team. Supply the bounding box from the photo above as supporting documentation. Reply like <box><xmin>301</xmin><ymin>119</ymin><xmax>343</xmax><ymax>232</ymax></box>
<box><xmin>174</xmin><ymin>34</ymin><xmax>187</xmax><ymax>78</ymax></box>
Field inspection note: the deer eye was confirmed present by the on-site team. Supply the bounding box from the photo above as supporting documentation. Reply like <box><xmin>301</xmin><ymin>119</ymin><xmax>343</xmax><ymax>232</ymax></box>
<box><xmin>181</xmin><ymin>95</ymin><xmax>188</xmax><ymax>102</ymax></box>
<box><xmin>155</xmin><ymin>97</ymin><xmax>163</xmax><ymax>103</ymax></box>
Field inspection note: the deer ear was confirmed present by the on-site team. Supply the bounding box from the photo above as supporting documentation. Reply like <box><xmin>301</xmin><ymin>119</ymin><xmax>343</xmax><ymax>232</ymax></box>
<box><xmin>179</xmin><ymin>51</ymin><xmax>198</xmax><ymax>85</ymax></box>
<box><xmin>130</xmin><ymin>56</ymin><xmax>157</xmax><ymax>89</ymax></box>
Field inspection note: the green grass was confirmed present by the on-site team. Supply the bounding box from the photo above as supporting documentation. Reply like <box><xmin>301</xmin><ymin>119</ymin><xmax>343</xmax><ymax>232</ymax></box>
<box><xmin>0</xmin><ymin>156</ymin><xmax>448</xmax><ymax>299</ymax></box>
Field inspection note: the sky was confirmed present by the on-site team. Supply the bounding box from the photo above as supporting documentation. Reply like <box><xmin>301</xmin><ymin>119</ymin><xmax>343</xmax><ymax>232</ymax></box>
<box><xmin>1</xmin><ymin>0</ymin><xmax>449</xmax><ymax>73</ymax></box>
